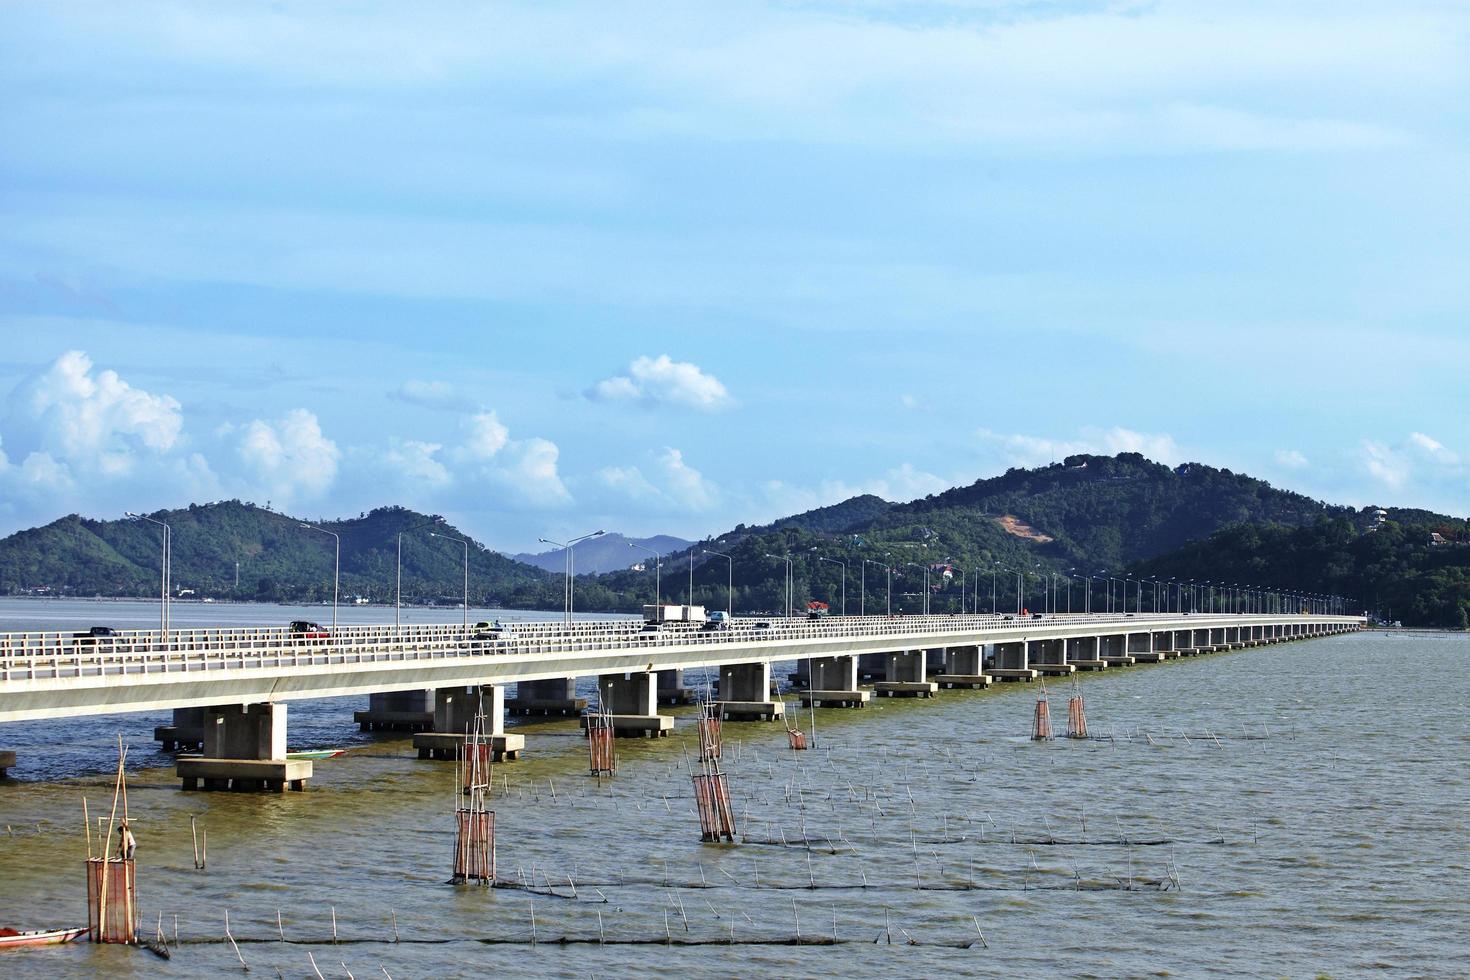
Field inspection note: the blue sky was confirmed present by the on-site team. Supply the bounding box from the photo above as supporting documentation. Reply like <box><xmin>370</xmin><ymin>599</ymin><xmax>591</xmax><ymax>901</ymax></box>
<box><xmin>1</xmin><ymin>1</ymin><xmax>1466</xmax><ymax>551</ymax></box>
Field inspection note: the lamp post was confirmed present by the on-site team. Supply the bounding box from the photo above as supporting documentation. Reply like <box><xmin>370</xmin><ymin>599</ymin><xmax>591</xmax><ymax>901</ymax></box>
<box><xmin>540</xmin><ymin>529</ymin><xmax>605</xmax><ymax>624</ymax></box>
<box><xmin>763</xmin><ymin>554</ymin><xmax>793</xmax><ymax>618</ymax></box>
<box><xmin>991</xmin><ymin>561</ymin><xmax>1001</xmax><ymax>614</ymax></box>
<box><xmin>126</xmin><ymin>512</ymin><xmax>171</xmax><ymax>641</ymax></box>
<box><xmin>429</xmin><ymin>531</ymin><xmax>470</xmax><ymax>631</ymax></box>
<box><xmin>299</xmin><ymin>522</ymin><xmax>340</xmax><ymax>629</ymax></box>
<box><xmin>903</xmin><ymin>562</ymin><xmax>931</xmax><ymax>615</ymax></box>
<box><xmin>816</xmin><ymin>556</ymin><xmax>847</xmax><ymax>616</ymax></box>
<box><xmin>702</xmin><ymin>549</ymin><xmax>733</xmax><ymax>616</ymax></box>
<box><xmin>862</xmin><ymin>558</ymin><xmax>888</xmax><ymax>616</ymax></box>
<box><xmin>628</xmin><ymin>542</ymin><xmax>663</xmax><ymax>608</ymax></box>
<box><xmin>396</xmin><ymin>517</ymin><xmax>444</xmax><ymax>631</ymax></box>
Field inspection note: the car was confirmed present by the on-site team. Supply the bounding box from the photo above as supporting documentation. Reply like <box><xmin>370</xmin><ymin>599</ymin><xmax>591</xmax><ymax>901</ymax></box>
<box><xmin>472</xmin><ymin>620</ymin><xmax>518</xmax><ymax>641</ymax></box>
<box><xmin>637</xmin><ymin>623</ymin><xmax>662</xmax><ymax>639</ymax></box>
<box><xmin>1002</xmin><ymin>615</ymin><xmax>1015</xmax><ymax>621</ymax></box>
<box><xmin>74</xmin><ymin>626</ymin><xmax>118</xmax><ymax>646</ymax></box>
<box><xmin>288</xmin><ymin>620</ymin><xmax>329</xmax><ymax>639</ymax></box>
<box><xmin>1031</xmin><ymin>613</ymin><xmax>1044</xmax><ymax>620</ymax></box>
<box><xmin>753</xmin><ymin>621</ymin><xmax>772</xmax><ymax>630</ymax></box>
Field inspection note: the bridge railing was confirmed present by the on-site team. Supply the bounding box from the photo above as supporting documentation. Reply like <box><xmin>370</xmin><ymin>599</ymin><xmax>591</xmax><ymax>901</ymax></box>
<box><xmin>0</xmin><ymin>612</ymin><xmax>1355</xmax><ymax>682</ymax></box>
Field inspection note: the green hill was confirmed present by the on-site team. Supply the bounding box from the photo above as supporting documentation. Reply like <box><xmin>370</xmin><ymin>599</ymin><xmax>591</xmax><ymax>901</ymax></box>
<box><xmin>0</xmin><ymin>501</ymin><xmax>559</xmax><ymax>608</ymax></box>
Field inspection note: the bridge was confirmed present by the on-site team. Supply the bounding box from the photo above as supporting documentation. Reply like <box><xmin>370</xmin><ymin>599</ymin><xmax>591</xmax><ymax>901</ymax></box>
<box><xmin>0</xmin><ymin>611</ymin><xmax>1362</xmax><ymax>789</ymax></box>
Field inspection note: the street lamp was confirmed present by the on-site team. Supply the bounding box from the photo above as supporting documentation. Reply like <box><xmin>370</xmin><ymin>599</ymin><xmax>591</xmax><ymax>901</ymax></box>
<box><xmin>539</xmin><ymin>529</ymin><xmax>605</xmax><ymax>624</ymax></box>
<box><xmin>299</xmin><ymin>522</ymin><xmax>340</xmax><ymax>629</ymax></box>
<box><xmin>702</xmin><ymin>549</ymin><xmax>734</xmax><ymax>616</ymax></box>
<box><xmin>629</xmin><ymin>541</ymin><xmax>663</xmax><ymax>608</ymax></box>
<box><xmin>429</xmin><ymin>531</ymin><xmax>471</xmax><ymax>631</ymax></box>
<box><xmin>862</xmin><ymin>558</ymin><xmax>889</xmax><ymax>616</ymax></box>
<box><xmin>396</xmin><ymin>517</ymin><xmax>443</xmax><ymax>630</ymax></box>
<box><xmin>816</xmin><ymin>556</ymin><xmax>847</xmax><ymax>616</ymax></box>
<box><xmin>125</xmin><ymin>512</ymin><xmax>171</xmax><ymax>640</ymax></box>
<box><xmin>902</xmin><ymin>562</ymin><xmax>931</xmax><ymax>615</ymax></box>
<box><xmin>763</xmin><ymin>554</ymin><xmax>793</xmax><ymax>618</ymax></box>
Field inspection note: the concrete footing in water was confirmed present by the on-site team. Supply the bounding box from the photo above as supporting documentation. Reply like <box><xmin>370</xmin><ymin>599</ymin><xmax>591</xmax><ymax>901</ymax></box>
<box><xmin>177</xmin><ymin>703</ymin><xmax>312</xmax><ymax>791</ymax></box>
<box><xmin>154</xmin><ymin>706</ymin><xmax>206</xmax><ymax>752</ymax></box>
<box><xmin>355</xmin><ymin>689</ymin><xmax>434</xmax><ymax>731</ymax></box>
<box><xmin>0</xmin><ymin>750</ymin><xmax>14</xmax><ymax>779</ymax></box>
<box><xmin>800</xmin><ymin>689</ymin><xmax>871</xmax><ymax>707</ymax></box>
<box><xmin>507</xmin><ymin>677</ymin><xmax>587</xmax><ymax>716</ymax></box>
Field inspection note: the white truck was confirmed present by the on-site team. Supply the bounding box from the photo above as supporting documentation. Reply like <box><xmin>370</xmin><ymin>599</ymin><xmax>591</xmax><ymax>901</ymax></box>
<box><xmin>643</xmin><ymin>604</ymin><xmax>707</xmax><ymax>624</ymax></box>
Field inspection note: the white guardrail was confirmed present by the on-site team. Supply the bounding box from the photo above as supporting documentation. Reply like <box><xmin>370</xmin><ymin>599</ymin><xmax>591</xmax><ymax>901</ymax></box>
<box><xmin>0</xmin><ymin>613</ymin><xmax>1359</xmax><ymax>683</ymax></box>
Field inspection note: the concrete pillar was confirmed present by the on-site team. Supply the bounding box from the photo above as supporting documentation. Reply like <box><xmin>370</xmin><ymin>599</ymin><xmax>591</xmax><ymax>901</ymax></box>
<box><xmin>1066</xmin><ymin>636</ymin><xmax>1106</xmax><ymax>670</ymax></box>
<box><xmin>875</xmin><ymin>650</ymin><xmax>938</xmax><ymax>697</ymax></box>
<box><xmin>155</xmin><ymin>705</ymin><xmax>206</xmax><ymax>751</ymax></box>
<box><xmin>936</xmin><ymin>644</ymin><xmax>991</xmax><ymax>688</ymax></box>
<box><xmin>803</xmin><ymin>655</ymin><xmax>870</xmax><ymax>707</ymax></box>
<box><xmin>413</xmin><ymin>685</ymin><xmax>523</xmax><ymax>761</ymax></box>
<box><xmin>589</xmin><ymin>672</ymin><xmax>672</xmax><ymax>737</ymax></box>
<box><xmin>180</xmin><ymin>702</ymin><xmax>311</xmax><ymax>792</ymax></box>
<box><xmin>719</xmin><ymin>662</ymin><xmax>784</xmax><ymax>721</ymax></box>
<box><xmin>658</xmin><ymin>668</ymin><xmax>695</xmax><ymax>705</ymax></box>
<box><xmin>1032</xmin><ymin>638</ymin><xmax>1075</xmax><ymax>674</ymax></box>
<box><xmin>355</xmin><ymin>689</ymin><xmax>434</xmax><ymax>732</ymax></box>
<box><xmin>1101</xmin><ymin>634</ymin><xmax>1135</xmax><ymax>665</ymax></box>
<box><xmin>508</xmin><ymin>677</ymin><xmax>586</xmax><ymax>716</ymax></box>
<box><xmin>0</xmin><ymin>750</ymin><xmax>15</xmax><ymax>779</ymax></box>
<box><xmin>990</xmin><ymin>641</ymin><xmax>1036</xmax><ymax>680</ymax></box>
<box><xmin>857</xmin><ymin>652</ymin><xmax>888</xmax><ymax>681</ymax></box>
<box><xmin>924</xmin><ymin>647</ymin><xmax>948</xmax><ymax>676</ymax></box>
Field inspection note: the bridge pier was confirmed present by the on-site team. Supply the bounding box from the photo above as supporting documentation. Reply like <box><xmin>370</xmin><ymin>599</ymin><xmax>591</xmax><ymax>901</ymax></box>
<box><xmin>508</xmin><ymin>677</ymin><xmax>587</xmax><ymax>716</ymax></box>
<box><xmin>354</xmin><ymin>689</ymin><xmax>434</xmax><ymax>732</ymax></box>
<box><xmin>801</xmin><ymin>656</ymin><xmax>871</xmax><ymax>707</ymax></box>
<box><xmin>178</xmin><ymin>702</ymin><xmax>312</xmax><ymax>792</ymax></box>
<box><xmin>717</xmin><ymin>663</ymin><xmax>784</xmax><ymax>721</ymax></box>
<box><xmin>657</xmin><ymin>668</ymin><xmax>698</xmax><ymax>706</ymax></box>
<box><xmin>1153</xmin><ymin>631</ymin><xmax>1180</xmax><ymax>660</ymax></box>
<box><xmin>857</xmin><ymin>653</ymin><xmax>888</xmax><ymax>682</ymax></box>
<box><xmin>0</xmin><ymin>750</ymin><xmax>13</xmax><ymax>779</ymax></box>
<box><xmin>1129</xmin><ymin>632</ymin><xmax>1164</xmax><ymax>663</ymax></box>
<box><xmin>1100</xmin><ymin>634</ymin><xmax>1135</xmax><ymax>666</ymax></box>
<box><xmin>154</xmin><ymin>706</ymin><xmax>206</xmax><ymax>751</ymax></box>
<box><xmin>583</xmin><ymin>672</ymin><xmax>672</xmax><ymax>737</ymax></box>
<box><xmin>1066</xmin><ymin>635</ymin><xmax>1107</xmax><ymax>670</ymax></box>
<box><xmin>875</xmin><ymin>650</ymin><xmax>938</xmax><ymax>697</ymax></box>
<box><xmin>1031</xmin><ymin>638</ymin><xmax>1075</xmax><ymax>675</ymax></box>
<box><xmin>413</xmin><ymin>686</ymin><xmax>524</xmax><ymax>761</ymax></box>
<box><xmin>989</xmin><ymin>641</ymin><xmax>1037</xmax><ymax>681</ymax></box>
<box><xmin>936</xmin><ymin>645</ymin><xmax>991</xmax><ymax>688</ymax></box>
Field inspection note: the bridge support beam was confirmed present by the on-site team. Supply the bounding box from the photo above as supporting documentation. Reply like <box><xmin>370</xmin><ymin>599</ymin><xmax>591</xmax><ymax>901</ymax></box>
<box><xmin>354</xmin><ymin>689</ymin><xmax>434</xmax><ymax>732</ymax></box>
<box><xmin>875</xmin><ymin>650</ymin><xmax>938</xmax><ymax>697</ymax></box>
<box><xmin>936</xmin><ymin>645</ymin><xmax>991</xmax><ymax>688</ymax></box>
<box><xmin>658</xmin><ymin>669</ymin><xmax>697</xmax><ymax>706</ymax></box>
<box><xmin>1067</xmin><ymin>636</ymin><xmax>1106</xmax><ymax>670</ymax></box>
<box><xmin>801</xmin><ymin>656</ymin><xmax>870</xmax><ymax>707</ymax></box>
<box><xmin>1100</xmin><ymin>634</ymin><xmax>1135</xmax><ymax>666</ymax></box>
<box><xmin>990</xmin><ymin>641</ymin><xmax>1037</xmax><ymax>681</ymax></box>
<box><xmin>1032</xmin><ymin>638</ymin><xmax>1076</xmax><ymax>675</ymax></box>
<box><xmin>155</xmin><ymin>706</ymin><xmax>206</xmax><ymax>751</ymax></box>
<box><xmin>585</xmin><ymin>672</ymin><xmax>672</xmax><ymax>737</ymax></box>
<box><xmin>414</xmin><ymin>685</ymin><xmax>524</xmax><ymax>761</ymax></box>
<box><xmin>508</xmin><ymin>677</ymin><xmax>587</xmax><ymax>716</ymax></box>
<box><xmin>718</xmin><ymin>662</ymin><xmax>784</xmax><ymax>721</ymax></box>
<box><xmin>178</xmin><ymin>702</ymin><xmax>312</xmax><ymax>792</ymax></box>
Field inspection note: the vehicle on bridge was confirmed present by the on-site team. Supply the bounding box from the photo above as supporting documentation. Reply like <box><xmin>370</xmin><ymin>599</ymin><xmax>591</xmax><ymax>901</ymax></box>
<box><xmin>73</xmin><ymin>626</ymin><xmax>118</xmax><ymax>647</ymax></box>
<box><xmin>807</xmin><ymin>601</ymin><xmax>829</xmax><ymax>620</ymax></box>
<box><xmin>288</xmin><ymin>620</ymin><xmax>329</xmax><ymax>640</ymax></box>
<box><xmin>643</xmin><ymin>604</ymin><xmax>706</xmax><ymax>624</ymax></box>
<box><xmin>472</xmin><ymin>620</ymin><xmax>517</xmax><ymax>641</ymax></box>
<box><xmin>702</xmin><ymin>610</ymin><xmax>731</xmax><ymax>631</ymax></box>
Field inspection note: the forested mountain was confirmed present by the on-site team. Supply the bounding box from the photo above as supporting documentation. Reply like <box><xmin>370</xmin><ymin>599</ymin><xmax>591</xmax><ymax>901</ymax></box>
<box><xmin>0</xmin><ymin>502</ymin><xmax>559</xmax><ymax>607</ymax></box>
<box><xmin>1</xmin><ymin>455</ymin><xmax>1460</xmax><ymax>625</ymax></box>
<box><xmin>1130</xmin><ymin>512</ymin><xmax>1470</xmax><ymax>628</ymax></box>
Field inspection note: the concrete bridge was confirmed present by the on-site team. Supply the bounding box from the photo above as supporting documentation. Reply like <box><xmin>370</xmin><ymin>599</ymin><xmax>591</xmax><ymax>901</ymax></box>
<box><xmin>0</xmin><ymin>611</ymin><xmax>1362</xmax><ymax>790</ymax></box>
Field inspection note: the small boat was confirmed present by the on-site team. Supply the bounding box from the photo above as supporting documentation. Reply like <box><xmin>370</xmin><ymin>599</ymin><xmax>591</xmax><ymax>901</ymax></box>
<box><xmin>0</xmin><ymin>926</ymin><xmax>90</xmax><ymax>948</ymax></box>
<box><xmin>285</xmin><ymin>749</ymin><xmax>345</xmax><ymax>761</ymax></box>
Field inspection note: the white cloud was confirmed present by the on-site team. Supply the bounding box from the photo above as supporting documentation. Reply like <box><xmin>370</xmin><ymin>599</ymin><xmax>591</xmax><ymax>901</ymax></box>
<box><xmin>976</xmin><ymin>426</ymin><xmax>1183</xmax><ymax>468</ymax></box>
<box><xmin>390</xmin><ymin>379</ymin><xmax>477</xmax><ymax>413</ymax></box>
<box><xmin>460</xmin><ymin>411</ymin><xmax>510</xmax><ymax>460</ymax></box>
<box><xmin>500</xmin><ymin>437</ymin><xmax>571</xmax><ymax>505</ymax></box>
<box><xmin>1409</xmin><ymin>431</ymin><xmax>1457</xmax><ymax>464</ymax></box>
<box><xmin>588</xmin><ymin>355</ymin><xmax>732</xmax><ymax>411</ymax></box>
<box><xmin>656</xmin><ymin>447</ymin><xmax>716</xmax><ymax>511</ymax></box>
<box><xmin>595</xmin><ymin>446</ymin><xmax>718</xmax><ymax>512</ymax></box>
<box><xmin>1360</xmin><ymin>432</ymin><xmax>1463</xmax><ymax>495</ymax></box>
<box><xmin>597</xmin><ymin>464</ymin><xmax>662</xmax><ymax>501</ymax></box>
<box><xmin>382</xmin><ymin>439</ymin><xmax>451</xmax><ymax>488</ymax></box>
<box><xmin>236</xmin><ymin>408</ymin><xmax>339</xmax><ymax>505</ymax></box>
<box><xmin>4</xmin><ymin>349</ymin><xmax>183</xmax><ymax>478</ymax></box>
<box><xmin>1274</xmin><ymin>449</ymin><xmax>1309</xmax><ymax>469</ymax></box>
<box><xmin>758</xmin><ymin>462</ymin><xmax>948</xmax><ymax>519</ymax></box>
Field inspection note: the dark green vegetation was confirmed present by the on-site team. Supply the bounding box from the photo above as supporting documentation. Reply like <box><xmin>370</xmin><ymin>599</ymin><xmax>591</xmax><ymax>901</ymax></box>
<box><xmin>0</xmin><ymin>502</ymin><xmax>559</xmax><ymax>608</ymax></box>
<box><xmin>1133</xmin><ymin>515</ymin><xmax>1470</xmax><ymax>628</ymax></box>
<box><xmin>0</xmin><ymin>454</ymin><xmax>1462</xmax><ymax>624</ymax></box>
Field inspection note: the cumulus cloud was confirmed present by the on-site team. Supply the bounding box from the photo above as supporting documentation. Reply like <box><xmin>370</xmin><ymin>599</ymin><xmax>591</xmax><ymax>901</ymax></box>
<box><xmin>976</xmin><ymin>426</ymin><xmax>1184</xmax><ymax>468</ymax></box>
<box><xmin>236</xmin><ymin>408</ymin><xmax>340</xmax><ymax>505</ymax></box>
<box><xmin>595</xmin><ymin>446</ymin><xmax>718</xmax><ymax>512</ymax></box>
<box><xmin>1360</xmin><ymin>433</ymin><xmax>1462</xmax><ymax>494</ymax></box>
<box><xmin>1408</xmin><ymin>431</ymin><xmax>1457</xmax><ymax>464</ymax></box>
<box><xmin>1274</xmin><ymin>449</ymin><xmax>1309</xmax><ymax>469</ymax></box>
<box><xmin>460</xmin><ymin>411</ymin><xmax>510</xmax><ymax>460</ymax></box>
<box><xmin>390</xmin><ymin>379</ymin><xmax>478</xmax><ymax>413</ymax></box>
<box><xmin>4</xmin><ymin>349</ymin><xmax>183</xmax><ymax>478</ymax></box>
<box><xmin>587</xmin><ymin>355</ymin><xmax>732</xmax><ymax>411</ymax></box>
<box><xmin>382</xmin><ymin>439</ymin><xmax>451</xmax><ymax>488</ymax></box>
